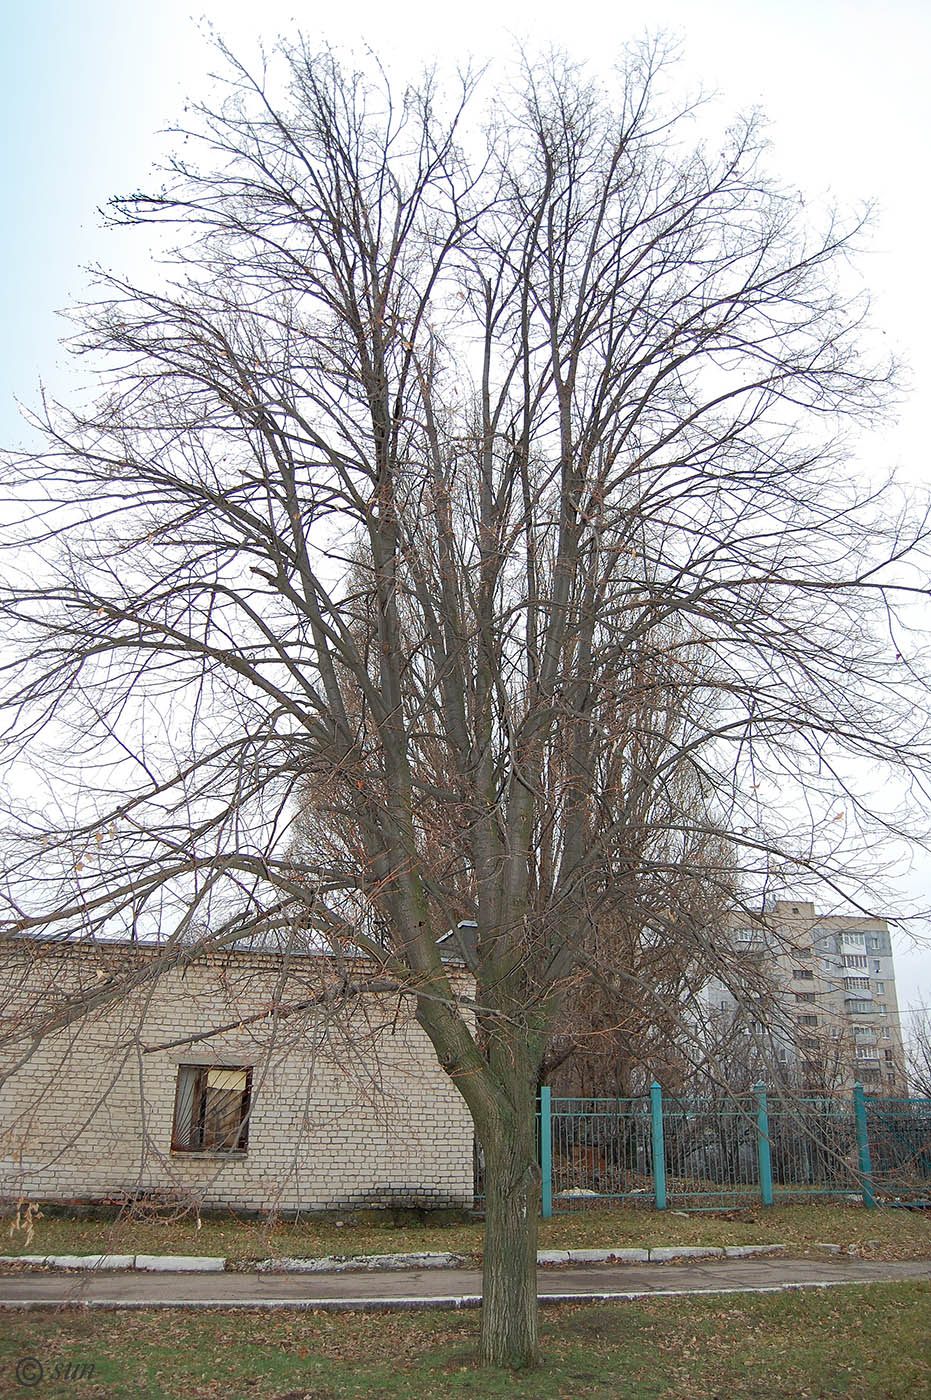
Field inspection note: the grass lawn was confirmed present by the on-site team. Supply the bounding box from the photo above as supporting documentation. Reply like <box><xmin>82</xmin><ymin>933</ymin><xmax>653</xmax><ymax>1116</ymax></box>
<box><xmin>0</xmin><ymin>1283</ymin><xmax>927</xmax><ymax>1398</ymax></box>
<box><xmin>3</xmin><ymin>1201</ymin><xmax>930</xmax><ymax>1263</ymax></box>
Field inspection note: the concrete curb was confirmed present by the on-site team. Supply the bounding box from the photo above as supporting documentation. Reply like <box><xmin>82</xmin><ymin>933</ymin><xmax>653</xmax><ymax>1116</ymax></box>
<box><xmin>257</xmin><ymin>1244</ymin><xmax>787</xmax><ymax>1272</ymax></box>
<box><xmin>0</xmin><ymin>1243</ymin><xmax>787</xmax><ymax>1273</ymax></box>
<box><xmin>0</xmin><ymin>1254</ymin><xmax>225</xmax><ymax>1273</ymax></box>
<box><xmin>255</xmin><ymin>1251</ymin><xmax>466</xmax><ymax>1273</ymax></box>
<box><xmin>534</xmin><ymin>1245</ymin><xmax>788</xmax><ymax>1266</ymax></box>
<box><xmin>135</xmin><ymin>1255</ymin><xmax>225</xmax><ymax>1272</ymax></box>
<box><xmin>812</xmin><ymin>1241</ymin><xmax>883</xmax><ymax>1256</ymax></box>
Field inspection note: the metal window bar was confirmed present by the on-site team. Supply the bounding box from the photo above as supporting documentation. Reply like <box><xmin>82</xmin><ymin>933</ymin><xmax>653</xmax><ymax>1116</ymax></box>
<box><xmin>171</xmin><ymin>1065</ymin><xmax>251</xmax><ymax>1153</ymax></box>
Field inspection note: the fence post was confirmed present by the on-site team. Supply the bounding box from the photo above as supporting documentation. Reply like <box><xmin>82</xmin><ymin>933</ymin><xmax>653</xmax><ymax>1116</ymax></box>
<box><xmin>650</xmin><ymin>1081</ymin><xmax>667</xmax><ymax>1211</ymax></box>
<box><xmin>853</xmin><ymin>1082</ymin><xmax>876</xmax><ymax>1208</ymax></box>
<box><xmin>540</xmin><ymin>1085</ymin><xmax>552</xmax><ymax>1219</ymax></box>
<box><xmin>754</xmin><ymin>1081</ymin><xmax>774</xmax><ymax>1207</ymax></box>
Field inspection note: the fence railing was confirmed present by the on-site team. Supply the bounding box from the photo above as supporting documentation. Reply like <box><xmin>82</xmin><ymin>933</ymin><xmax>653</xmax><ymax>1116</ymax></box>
<box><xmin>473</xmin><ymin>1084</ymin><xmax>931</xmax><ymax>1215</ymax></box>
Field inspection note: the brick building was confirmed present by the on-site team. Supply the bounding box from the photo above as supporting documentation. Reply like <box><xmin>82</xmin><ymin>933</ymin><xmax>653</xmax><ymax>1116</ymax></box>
<box><xmin>0</xmin><ymin>939</ymin><xmax>474</xmax><ymax>1214</ymax></box>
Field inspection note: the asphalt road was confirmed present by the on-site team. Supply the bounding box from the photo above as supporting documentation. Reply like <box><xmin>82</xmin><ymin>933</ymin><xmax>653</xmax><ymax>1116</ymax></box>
<box><xmin>1</xmin><ymin>1256</ymin><xmax>929</xmax><ymax>1310</ymax></box>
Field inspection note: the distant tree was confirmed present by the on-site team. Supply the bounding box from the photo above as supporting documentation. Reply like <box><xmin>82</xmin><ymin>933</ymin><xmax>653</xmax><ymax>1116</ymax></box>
<box><xmin>905</xmin><ymin>1011</ymin><xmax>931</xmax><ymax>1099</ymax></box>
<box><xmin>1</xmin><ymin>38</ymin><xmax>929</xmax><ymax>1367</ymax></box>
<box><xmin>540</xmin><ymin>653</ymin><xmax>740</xmax><ymax>1098</ymax></box>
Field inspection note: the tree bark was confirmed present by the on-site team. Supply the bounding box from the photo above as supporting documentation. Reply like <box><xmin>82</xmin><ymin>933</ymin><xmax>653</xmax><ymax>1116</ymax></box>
<box><xmin>478</xmin><ymin>1088</ymin><xmax>542</xmax><ymax>1368</ymax></box>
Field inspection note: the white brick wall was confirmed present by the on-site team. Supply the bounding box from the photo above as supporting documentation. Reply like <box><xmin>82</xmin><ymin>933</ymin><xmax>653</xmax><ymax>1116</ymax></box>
<box><xmin>0</xmin><ymin>943</ymin><xmax>475</xmax><ymax>1213</ymax></box>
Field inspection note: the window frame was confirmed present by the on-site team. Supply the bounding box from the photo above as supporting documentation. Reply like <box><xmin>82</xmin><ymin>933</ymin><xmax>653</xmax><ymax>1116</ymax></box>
<box><xmin>171</xmin><ymin>1064</ymin><xmax>253</xmax><ymax>1154</ymax></box>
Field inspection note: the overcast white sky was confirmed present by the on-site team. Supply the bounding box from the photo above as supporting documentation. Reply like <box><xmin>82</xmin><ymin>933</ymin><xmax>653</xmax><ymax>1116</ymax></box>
<box><xmin>3</xmin><ymin>0</ymin><xmax>931</xmax><ymax>1018</ymax></box>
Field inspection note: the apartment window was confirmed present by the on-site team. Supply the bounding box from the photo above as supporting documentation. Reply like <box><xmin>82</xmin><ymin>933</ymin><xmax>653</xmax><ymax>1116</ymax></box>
<box><xmin>795</xmin><ymin>991</ymin><xmax>816</xmax><ymax>1003</ymax></box>
<box><xmin>793</xmin><ymin>968</ymin><xmax>814</xmax><ymax>980</ymax></box>
<box><xmin>873</xmin><ymin>961</ymin><xmax>881</xmax><ymax>975</ymax></box>
<box><xmin>856</xmin><ymin>1047</ymin><xmax>878</xmax><ymax>1059</ymax></box>
<box><xmin>172</xmin><ymin>1066</ymin><xmax>252</xmax><ymax>1153</ymax></box>
<box><xmin>875</xmin><ymin>981</ymin><xmax>885</xmax><ymax>995</ymax></box>
<box><xmin>845</xmin><ymin>977</ymin><xmax>871</xmax><ymax>991</ymax></box>
<box><xmin>848</xmin><ymin>1001</ymin><xmax>872</xmax><ymax>1014</ymax></box>
<box><xmin>843</xmin><ymin>933</ymin><xmax>865</xmax><ymax>946</ymax></box>
<box><xmin>882</xmin><ymin>1027</ymin><xmax>891</xmax><ymax>1039</ymax></box>
<box><xmin>877</xmin><ymin>1004</ymin><xmax>887</xmax><ymax>1016</ymax></box>
<box><xmin>869</xmin><ymin>937</ymin><xmax>880</xmax><ymax>951</ymax></box>
<box><xmin>860</xmin><ymin>1067</ymin><xmax>881</xmax><ymax>1082</ymax></box>
<box><xmin>797</xmin><ymin>1014</ymin><xmax>818</xmax><ymax>1027</ymax></box>
<box><xmin>844</xmin><ymin>955</ymin><xmax>868</xmax><ymax>969</ymax></box>
<box><xmin>884</xmin><ymin>1049</ymin><xmax>894</xmax><ymax>1062</ymax></box>
<box><xmin>734</xmin><ymin>929</ymin><xmax>757</xmax><ymax>943</ymax></box>
<box><xmin>800</xmin><ymin>1037</ymin><xmax>818</xmax><ymax>1049</ymax></box>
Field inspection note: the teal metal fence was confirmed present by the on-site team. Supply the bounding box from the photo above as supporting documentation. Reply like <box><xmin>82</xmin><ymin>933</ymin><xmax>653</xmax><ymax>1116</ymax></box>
<box><xmin>765</xmin><ymin>1092</ymin><xmax>861</xmax><ymax>1202</ymax></box>
<box><xmin>473</xmin><ymin>1085</ymin><xmax>931</xmax><ymax>1215</ymax></box>
<box><xmin>866</xmin><ymin>1096</ymin><xmax>931</xmax><ymax>1196</ymax></box>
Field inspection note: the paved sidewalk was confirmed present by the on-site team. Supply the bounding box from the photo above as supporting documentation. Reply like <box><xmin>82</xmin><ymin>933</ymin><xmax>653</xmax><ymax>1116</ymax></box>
<box><xmin>1</xmin><ymin>1255</ymin><xmax>928</xmax><ymax>1310</ymax></box>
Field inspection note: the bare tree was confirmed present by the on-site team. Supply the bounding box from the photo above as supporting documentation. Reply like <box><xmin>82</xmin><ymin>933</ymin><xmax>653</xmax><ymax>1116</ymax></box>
<box><xmin>1</xmin><ymin>38</ymin><xmax>929</xmax><ymax>1366</ymax></box>
<box><xmin>541</xmin><ymin>655</ymin><xmax>740</xmax><ymax>1098</ymax></box>
<box><xmin>905</xmin><ymin>1012</ymin><xmax>931</xmax><ymax>1099</ymax></box>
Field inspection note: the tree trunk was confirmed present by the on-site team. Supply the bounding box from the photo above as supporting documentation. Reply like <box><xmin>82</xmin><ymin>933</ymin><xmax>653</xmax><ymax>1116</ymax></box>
<box><xmin>479</xmin><ymin>1091</ymin><xmax>542</xmax><ymax>1368</ymax></box>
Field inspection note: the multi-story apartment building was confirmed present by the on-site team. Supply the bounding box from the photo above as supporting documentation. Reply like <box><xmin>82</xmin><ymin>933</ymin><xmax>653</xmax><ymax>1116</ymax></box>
<box><xmin>705</xmin><ymin>900</ymin><xmax>907</xmax><ymax>1093</ymax></box>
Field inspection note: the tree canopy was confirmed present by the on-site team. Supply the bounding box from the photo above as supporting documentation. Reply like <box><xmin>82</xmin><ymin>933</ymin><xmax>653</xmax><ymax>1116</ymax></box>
<box><xmin>1</xmin><ymin>38</ymin><xmax>929</xmax><ymax>1366</ymax></box>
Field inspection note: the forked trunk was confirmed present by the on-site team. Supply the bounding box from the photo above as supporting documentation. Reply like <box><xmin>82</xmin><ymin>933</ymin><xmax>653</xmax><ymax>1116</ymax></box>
<box><xmin>479</xmin><ymin>1095</ymin><xmax>542</xmax><ymax>1368</ymax></box>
